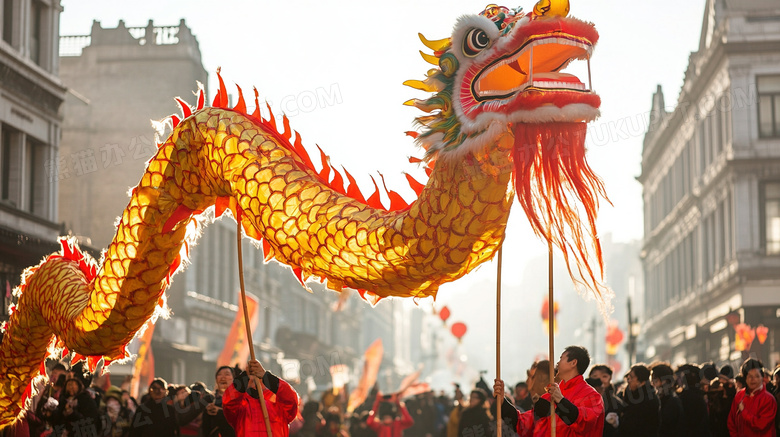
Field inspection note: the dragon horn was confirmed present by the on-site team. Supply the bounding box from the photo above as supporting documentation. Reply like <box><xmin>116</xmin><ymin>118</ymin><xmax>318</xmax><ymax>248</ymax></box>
<box><xmin>418</xmin><ymin>33</ymin><xmax>449</xmax><ymax>52</ymax></box>
<box><xmin>419</xmin><ymin>50</ymin><xmax>439</xmax><ymax>66</ymax></box>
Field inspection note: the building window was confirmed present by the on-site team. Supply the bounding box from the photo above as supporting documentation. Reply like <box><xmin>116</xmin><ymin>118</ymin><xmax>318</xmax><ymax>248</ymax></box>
<box><xmin>29</xmin><ymin>1</ymin><xmax>42</xmax><ymax>65</ymax></box>
<box><xmin>758</xmin><ymin>76</ymin><xmax>780</xmax><ymax>138</ymax></box>
<box><xmin>765</xmin><ymin>182</ymin><xmax>780</xmax><ymax>255</ymax></box>
<box><xmin>1</xmin><ymin>124</ymin><xmax>21</xmax><ymax>207</ymax></box>
<box><xmin>26</xmin><ymin>137</ymin><xmax>47</xmax><ymax>215</ymax></box>
<box><xmin>2</xmin><ymin>0</ymin><xmax>13</xmax><ymax>45</ymax></box>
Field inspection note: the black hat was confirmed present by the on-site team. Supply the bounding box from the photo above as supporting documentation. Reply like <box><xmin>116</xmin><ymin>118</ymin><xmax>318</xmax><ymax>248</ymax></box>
<box><xmin>701</xmin><ymin>363</ymin><xmax>718</xmax><ymax>381</ymax></box>
<box><xmin>719</xmin><ymin>365</ymin><xmax>734</xmax><ymax>379</ymax></box>
<box><xmin>476</xmin><ymin>377</ymin><xmax>490</xmax><ymax>393</ymax></box>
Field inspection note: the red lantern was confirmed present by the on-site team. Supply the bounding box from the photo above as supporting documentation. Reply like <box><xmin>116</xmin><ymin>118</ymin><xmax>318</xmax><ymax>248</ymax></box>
<box><xmin>605</xmin><ymin>320</ymin><xmax>625</xmax><ymax>356</ymax></box>
<box><xmin>757</xmin><ymin>325</ymin><xmax>769</xmax><ymax>345</ymax></box>
<box><xmin>541</xmin><ymin>297</ymin><xmax>560</xmax><ymax>334</ymax></box>
<box><xmin>735</xmin><ymin>323</ymin><xmax>756</xmax><ymax>352</ymax></box>
<box><xmin>451</xmin><ymin>322</ymin><xmax>467</xmax><ymax>342</ymax></box>
<box><xmin>439</xmin><ymin>306</ymin><xmax>451</xmax><ymax>324</ymax></box>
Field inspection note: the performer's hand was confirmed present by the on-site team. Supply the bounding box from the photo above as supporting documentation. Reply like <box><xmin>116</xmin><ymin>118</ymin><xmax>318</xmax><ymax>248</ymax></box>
<box><xmin>248</xmin><ymin>359</ymin><xmax>265</xmax><ymax>378</ymax></box>
<box><xmin>493</xmin><ymin>379</ymin><xmax>505</xmax><ymax>398</ymax></box>
<box><xmin>206</xmin><ymin>402</ymin><xmax>219</xmax><ymax>415</ymax></box>
<box><xmin>547</xmin><ymin>383</ymin><xmax>563</xmax><ymax>403</ymax></box>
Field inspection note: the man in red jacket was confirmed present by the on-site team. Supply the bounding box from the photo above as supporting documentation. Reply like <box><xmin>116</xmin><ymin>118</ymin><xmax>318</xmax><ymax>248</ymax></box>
<box><xmin>494</xmin><ymin>345</ymin><xmax>604</xmax><ymax>437</ymax></box>
<box><xmin>223</xmin><ymin>359</ymin><xmax>299</xmax><ymax>436</ymax></box>
<box><xmin>727</xmin><ymin>358</ymin><xmax>777</xmax><ymax>437</ymax></box>
<box><xmin>366</xmin><ymin>392</ymin><xmax>414</xmax><ymax>437</ymax></box>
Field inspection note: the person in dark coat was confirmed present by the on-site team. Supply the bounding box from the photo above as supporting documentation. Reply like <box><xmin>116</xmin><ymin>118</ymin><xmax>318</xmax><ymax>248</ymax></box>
<box><xmin>618</xmin><ymin>364</ymin><xmax>659</xmax><ymax>437</ymax></box>
<box><xmin>676</xmin><ymin>364</ymin><xmax>712</xmax><ymax>437</ymax></box>
<box><xmin>50</xmin><ymin>377</ymin><xmax>103</xmax><ymax>437</ymax></box>
<box><xmin>589</xmin><ymin>364</ymin><xmax>624</xmax><ymax>437</ymax></box>
<box><xmin>650</xmin><ymin>363</ymin><xmax>683</xmax><ymax>437</ymax></box>
<box><xmin>458</xmin><ymin>388</ymin><xmax>491</xmax><ymax>437</ymax></box>
<box><xmin>130</xmin><ymin>378</ymin><xmax>180</xmax><ymax>437</ymax></box>
<box><xmin>202</xmin><ymin>366</ymin><xmax>236</xmax><ymax>437</ymax></box>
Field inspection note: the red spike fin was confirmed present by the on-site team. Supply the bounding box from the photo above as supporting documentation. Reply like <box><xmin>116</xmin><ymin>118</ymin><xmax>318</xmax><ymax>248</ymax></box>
<box><xmin>425</xmin><ymin>167</ymin><xmax>433</xmax><ymax>177</ymax></box>
<box><xmin>292</xmin><ymin>267</ymin><xmax>305</xmax><ymax>287</ymax></box>
<box><xmin>408</xmin><ymin>156</ymin><xmax>423</xmax><ymax>164</ymax></box>
<box><xmin>292</xmin><ymin>132</ymin><xmax>315</xmax><ymax>170</ymax></box>
<box><xmin>265</xmin><ymin>102</ymin><xmax>276</xmax><ymax>126</ymax></box>
<box><xmin>163</xmin><ymin>205</ymin><xmax>195</xmax><ymax>234</ymax></box>
<box><xmin>39</xmin><ymin>360</ymin><xmax>46</xmax><ymax>375</ymax></box>
<box><xmin>405</xmin><ymin>131</ymin><xmax>420</xmax><ymax>139</ymax></box>
<box><xmin>366</xmin><ymin>176</ymin><xmax>385</xmax><ymax>210</ymax></box>
<box><xmin>233</xmin><ymin>84</ymin><xmax>247</xmax><ymax>114</ymax></box>
<box><xmin>158</xmin><ymin>296</ymin><xmax>165</xmax><ymax>307</ymax></box>
<box><xmin>316</xmin><ymin>145</ymin><xmax>331</xmax><ymax>183</ymax></box>
<box><xmin>59</xmin><ymin>237</ymin><xmax>74</xmax><ymax>260</ymax></box>
<box><xmin>62</xmin><ymin>347</ymin><xmax>69</xmax><ymax>357</ymax></box>
<box><xmin>170</xmin><ymin>115</ymin><xmax>181</xmax><ymax>128</ymax></box>
<box><xmin>262</xmin><ymin>239</ymin><xmax>274</xmax><ymax>262</ymax></box>
<box><xmin>364</xmin><ymin>291</ymin><xmax>383</xmax><ymax>306</ymax></box>
<box><xmin>330</xmin><ymin>167</ymin><xmax>346</xmax><ymax>195</ymax></box>
<box><xmin>167</xmin><ymin>254</ymin><xmax>182</xmax><ymax>284</ymax></box>
<box><xmin>21</xmin><ymin>381</ymin><xmax>32</xmax><ymax>407</ymax></box>
<box><xmin>252</xmin><ymin>88</ymin><xmax>262</xmax><ymax>119</ymax></box>
<box><xmin>281</xmin><ymin>115</ymin><xmax>292</xmax><ymax>141</ymax></box>
<box><xmin>86</xmin><ymin>356</ymin><xmax>100</xmax><ymax>373</ymax></box>
<box><xmin>215</xmin><ymin>196</ymin><xmax>230</xmax><ymax>218</ymax></box>
<box><xmin>72</xmin><ymin>353</ymin><xmax>86</xmax><ymax>364</ymax></box>
<box><xmin>175</xmin><ymin>97</ymin><xmax>192</xmax><ymax>118</ymax></box>
<box><xmin>343</xmin><ymin>168</ymin><xmax>366</xmax><ymax>203</ymax></box>
<box><xmin>405</xmin><ymin>173</ymin><xmax>425</xmax><ymax>197</ymax></box>
<box><xmin>197</xmin><ymin>86</ymin><xmax>205</xmax><ymax>110</ymax></box>
<box><xmin>379</xmin><ymin>173</ymin><xmax>408</xmax><ymax>210</ymax></box>
<box><xmin>213</xmin><ymin>68</ymin><xmax>228</xmax><ymax>108</ymax></box>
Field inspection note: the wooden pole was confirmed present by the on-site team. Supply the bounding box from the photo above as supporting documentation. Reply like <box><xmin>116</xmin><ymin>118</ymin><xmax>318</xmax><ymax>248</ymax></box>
<box><xmin>548</xmin><ymin>239</ymin><xmax>556</xmax><ymax>437</ymax></box>
<box><xmin>237</xmin><ymin>220</ymin><xmax>273</xmax><ymax>437</ymax></box>
<box><xmin>496</xmin><ymin>247</ymin><xmax>503</xmax><ymax>437</ymax></box>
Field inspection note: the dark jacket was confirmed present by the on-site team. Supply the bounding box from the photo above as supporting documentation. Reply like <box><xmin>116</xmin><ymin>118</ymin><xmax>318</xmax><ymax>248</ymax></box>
<box><xmin>51</xmin><ymin>390</ymin><xmax>103</xmax><ymax>437</ymax></box>
<box><xmin>601</xmin><ymin>385</ymin><xmax>625</xmax><ymax>437</ymax></box>
<box><xmin>657</xmin><ymin>393</ymin><xmax>684</xmax><ymax>437</ymax></box>
<box><xmin>458</xmin><ymin>406</ymin><xmax>491</xmax><ymax>437</ymax></box>
<box><xmin>130</xmin><ymin>398</ymin><xmax>180</xmax><ymax>437</ymax></box>
<box><xmin>617</xmin><ymin>382</ymin><xmax>659</xmax><ymax>437</ymax></box>
<box><xmin>201</xmin><ymin>391</ymin><xmax>236</xmax><ymax>437</ymax></box>
<box><xmin>678</xmin><ymin>388</ymin><xmax>712</xmax><ymax>437</ymax></box>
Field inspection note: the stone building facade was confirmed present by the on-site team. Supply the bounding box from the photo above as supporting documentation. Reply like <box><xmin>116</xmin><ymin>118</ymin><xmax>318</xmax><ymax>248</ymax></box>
<box><xmin>0</xmin><ymin>0</ymin><xmax>65</xmax><ymax>324</ymax></box>
<box><xmin>640</xmin><ymin>0</ymin><xmax>780</xmax><ymax>367</ymax></box>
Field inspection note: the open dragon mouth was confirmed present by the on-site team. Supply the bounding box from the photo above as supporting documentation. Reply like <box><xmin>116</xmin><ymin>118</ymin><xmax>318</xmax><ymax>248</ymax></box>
<box><xmin>473</xmin><ymin>32</ymin><xmax>592</xmax><ymax>100</ymax></box>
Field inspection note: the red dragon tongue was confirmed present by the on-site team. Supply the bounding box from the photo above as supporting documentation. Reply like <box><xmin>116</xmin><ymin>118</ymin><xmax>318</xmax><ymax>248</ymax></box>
<box><xmin>511</xmin><ymin>122</ymin><xmax>609</xmax><ymax>299</ymax></box>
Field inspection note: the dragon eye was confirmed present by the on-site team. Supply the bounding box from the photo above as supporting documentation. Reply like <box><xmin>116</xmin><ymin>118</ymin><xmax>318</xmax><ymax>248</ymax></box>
<box><xmin>463</xmin><ymin>28</ymin><xmax>490</xmax><ymax>57</ymax></box>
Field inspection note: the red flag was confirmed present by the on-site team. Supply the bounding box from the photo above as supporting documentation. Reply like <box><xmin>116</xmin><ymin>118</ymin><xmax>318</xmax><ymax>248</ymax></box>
<box><xmin>401</xmin><ymin>382</ymin><xmax>431</xmax><ymax>398</ymax></box>
<box><xmin>347</xmin><ymin>339</ymin><xmax>383</xmax><ymax>412</ymax></box>
<box><xmin>130</xmin><ymin>322</ymin><xmax>156</xmax><ymax>400</ymax></box>
<box><xmin>218</xmin><ymin>292</ymin><xmax>260</xmax><ymax>368</ymax></box>
<box><xmin>397</xmin><ymin>367</ymin><xmax>422</xmax><ymax>394</ymax></box>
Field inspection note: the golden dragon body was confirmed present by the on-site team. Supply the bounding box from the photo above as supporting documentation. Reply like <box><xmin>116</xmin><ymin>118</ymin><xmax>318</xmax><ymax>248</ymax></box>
<box><xmin>0</xmin><ymin>2</ymin><xmax>608</xmax><ymax>425</ymax></box>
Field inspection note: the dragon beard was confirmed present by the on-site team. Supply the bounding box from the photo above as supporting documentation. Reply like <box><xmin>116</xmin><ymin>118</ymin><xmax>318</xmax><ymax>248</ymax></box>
<box><xmin>512</xmin><ymin>122</ymin><xmax>612</xmax><ymax>309</ymax></box>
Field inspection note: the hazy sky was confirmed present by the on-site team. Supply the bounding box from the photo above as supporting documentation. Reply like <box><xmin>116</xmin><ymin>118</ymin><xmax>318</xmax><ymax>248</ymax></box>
<box><xmin>59</xmin><ymin>0</ymin><xmax>707</xmax><ymax>385</ymax></box>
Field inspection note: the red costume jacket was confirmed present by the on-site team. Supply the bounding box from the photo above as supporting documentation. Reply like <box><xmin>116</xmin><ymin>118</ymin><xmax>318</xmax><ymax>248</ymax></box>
<box><xmin>727</xmin><ymin>384</ymin><xmax>777</xmax><ymax>437</ymax></box>
<box><xmin>366</xmin><ymin>397</ymin><xmax>414</xmax><ymax>437</ymax></box>
<box><xmin>515</xmin><ymin>374</ymin><xmax>604</xmax><ymax>437</ymax></box>
<box><xmin>223</xmin><ymin>371</ymin><xmax>299</xmax><ymax>437</ymax></box>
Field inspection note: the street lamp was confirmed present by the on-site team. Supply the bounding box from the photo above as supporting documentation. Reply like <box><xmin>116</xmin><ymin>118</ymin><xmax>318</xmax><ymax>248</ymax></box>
<box><xmin>627</xmin><ymin>297</ymin><xmax>640</xmax><ymax>365</ymax></box>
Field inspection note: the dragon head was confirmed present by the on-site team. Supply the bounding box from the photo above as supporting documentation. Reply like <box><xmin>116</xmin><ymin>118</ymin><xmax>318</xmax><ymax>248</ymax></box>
<box><xmin>408</xmin><ymin>2</ymin><xmax>599</xmax><ymax>156</ymax></box>
<box><xmin>407</xmin><ymin>2</ymin><xmax>610</xmax><ymax>306</ymax></box>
